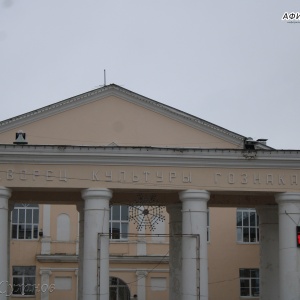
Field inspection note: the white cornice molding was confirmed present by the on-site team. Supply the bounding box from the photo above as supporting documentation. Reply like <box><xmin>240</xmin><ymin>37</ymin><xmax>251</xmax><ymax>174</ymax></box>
<box><xmin>0</xmin><ymin>145</ymin><xmax>299</xmax><ymax>169</ymax></box>
<box><xmin>110</xmin><ymin>255</ymin><xmax>169</xmax><ymax>264</ymax></box>
<box><xmin>37</xmin><ymin>255</ymin><xmax>78</xmax><ymax>262</ymax></box>
<box><xmin>0</xmin><ymin>84</ymin><xmax>246</xmax><ymax>147</ymax></box>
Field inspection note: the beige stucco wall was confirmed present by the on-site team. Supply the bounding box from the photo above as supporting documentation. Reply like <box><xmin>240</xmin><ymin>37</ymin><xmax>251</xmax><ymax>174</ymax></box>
<box><xmin>0</xmin><ymin>96</ymin><xmax>238</xmax><ymax>148</ymax></box>
<box><xmin>10</xmin><ymin>204</ymin><xmax>260</xmax><ymax>300</ymax></box>
<box><xmin>208</xmin><ymin>207</ymin><xmax>259</xmax><ymax>300</ymax></box>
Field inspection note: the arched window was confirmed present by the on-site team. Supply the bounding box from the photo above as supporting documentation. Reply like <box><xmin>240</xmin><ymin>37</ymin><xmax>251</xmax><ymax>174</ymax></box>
<box><xmin>109</xmin><ymin>277</ymin><xmax>130</xmax><ymax>300</ymax></box>
<box><xmin>57</xmin><ymin>213</ymin><xmax>70</xmax><ymax>241</ymax></box>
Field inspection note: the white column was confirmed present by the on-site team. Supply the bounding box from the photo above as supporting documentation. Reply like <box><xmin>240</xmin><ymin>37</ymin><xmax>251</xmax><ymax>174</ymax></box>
<box><xmin>76</xmin><ymin>203</ymin><xmax>84</xmax><ymax>300</ymax></box>
<box><xmin>0</xmin><ymin>187</ymin><xmax>11</xmax><ymax>300</ymax></box>
<box><xmin>256</xmin><ymin>206</ymin><xmax>279</xmax><ymax>300</ymax></box>
<box><xmin>136</xmin><ymin>270</ymin><xmax>148</xmax><ymax>300</ymax></box>
<box><xmin>40</xmin><ymin>269</ymin><xmax>52</xmax><ymax>300</ymax></box>
<box><xmin>81</xmin><ymin>188</ymin><xmax>112</xmax><ymax>300</ymax></box>
<box><xmin>7</xmin><ymin>202</ymin><xmax>14</xmax><ymax>289</ymax></box>
<box><xmin>179</xmin><ymin>190</ymin><xmax>210</xmax><ymax>300</ymax></box>
<box><xmin>275</xmin><ymin>193</ymin><xmax>300</xmax><ymax>300</ymax></box>
<box><xmin>41</xmin><ymin>204</ymin><xmax>51</xmax><ymax>254</ymax></box>
<box><xmin>166</xmin><ymin>203</ymin><xmax>182</xmax><ymax>300</ymax></box>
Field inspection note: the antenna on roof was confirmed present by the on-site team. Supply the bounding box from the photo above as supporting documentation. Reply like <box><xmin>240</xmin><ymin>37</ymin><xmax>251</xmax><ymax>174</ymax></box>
<box><xmin>104</xmin><ymin>69</ymin><xmax>106</xmax><ymax>86</ymax></box>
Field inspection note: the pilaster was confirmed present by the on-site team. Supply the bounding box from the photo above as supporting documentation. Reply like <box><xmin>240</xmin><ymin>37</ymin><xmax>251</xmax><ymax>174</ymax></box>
<box><xmin>40</xmin><ymin>269</ymin><xmax>52</xmax><ymax>300</ymax></box>
<box><xmin>136</xmin><ymin>270</ymin><xmax>148</xmax><ymax>300</ymax></box>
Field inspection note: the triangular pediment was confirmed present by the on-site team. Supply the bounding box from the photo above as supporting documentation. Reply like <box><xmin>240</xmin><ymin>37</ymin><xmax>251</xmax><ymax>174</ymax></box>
<box><xmin>0</xmin><ymin>84</ymin><xmax>248</xmax><ymax>149</ymax></box>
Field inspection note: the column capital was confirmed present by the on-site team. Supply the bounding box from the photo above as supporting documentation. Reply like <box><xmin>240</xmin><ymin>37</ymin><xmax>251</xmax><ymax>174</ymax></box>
<box><xmin>0</xmin><ymin>186</ymin><xmax>11</xmax><ymax>200</ymax></box>
<box><xmin>39</xmin><ymin>269</ymin><xmax>52</xmax><ymax>276</ymax></box>
<box><xmin>275</xmin><ymin>192</ymin><xmax>300</xmax><ymax>204</ymax></box>
<box><xmin>136</xmin><ymin>270</ymin><xmax>148</xmax><ymax>277</ymax></box>
<box><xmin>179</xmin><ymin>190</ymin><xmax>210</xmax><ymax>202</ymax></box>
<box><xmin>81</xmin><ymin>188</ymin><xmax>112</xmax><ymax>201</ymax></box>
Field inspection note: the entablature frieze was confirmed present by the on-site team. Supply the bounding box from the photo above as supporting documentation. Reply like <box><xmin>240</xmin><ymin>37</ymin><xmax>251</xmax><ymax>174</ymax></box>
<box><xmin>1</xmin><ymin>145</ymin><xmax>300</xmax><ymax>193</ymax></box>
<box><xmin>1</xmin><ymin>164</ymin><xmax>300</xmax><ymax>193</ymax></box>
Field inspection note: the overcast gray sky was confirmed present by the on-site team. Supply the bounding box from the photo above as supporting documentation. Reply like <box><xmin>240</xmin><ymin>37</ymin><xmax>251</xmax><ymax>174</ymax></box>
<box><xmin>1</xmin><ymin>0</ymin><xmax>299</xmax><ymax>149</ymax></box>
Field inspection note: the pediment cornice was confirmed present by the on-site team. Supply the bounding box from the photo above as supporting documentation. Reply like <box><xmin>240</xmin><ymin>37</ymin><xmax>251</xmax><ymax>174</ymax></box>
<box><xmin>0</xmin><ymin>85</ymin><xmax>246</xmax><ymax>147</ymax></box>
<box><xmin>0</xmin><ymin>144</ymin><xmax>298</xmax><ymax>169</ymax></box>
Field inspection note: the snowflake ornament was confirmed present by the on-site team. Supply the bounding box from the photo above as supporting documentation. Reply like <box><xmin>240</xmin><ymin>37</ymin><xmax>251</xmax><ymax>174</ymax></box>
<box><xmin>129</xmin><ymin>194</ymin><xmax>165</xmax><ymax>231</ymax></box>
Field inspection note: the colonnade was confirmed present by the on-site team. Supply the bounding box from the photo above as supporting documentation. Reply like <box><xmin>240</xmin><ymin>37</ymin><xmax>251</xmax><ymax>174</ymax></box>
<box><xmin>0</xmin><ymin>186</ymin><xmax>300</xmax><ymax>300</ymax></box>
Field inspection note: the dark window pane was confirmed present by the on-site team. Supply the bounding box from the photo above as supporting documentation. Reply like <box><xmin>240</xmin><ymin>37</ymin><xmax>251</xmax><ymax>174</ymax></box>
<box><xmin>240</xmin><ymin>279</ymin><xmax>250</xmax><ymax>288</ymax></box>
<box><xmin>121</xmin><ymin>223</ymin><xmax>128</xmax><ymax>239</ymax></box>
<box><xmin>251</xmin><ymin>269</ymin><xmax>259</xmax><ymax>278</ymax></box>
<box><xmin>250</xmin><ymin>212</ymin><xmax>256</xmax><ymax>226</ymax></box>
<box><xmin>19</xmin><ymin>209</ymin><xmax>25</xmax><ymax>223</ymax></box>
<box><xmin>25</xmin><ymin>225</ymin><xmax>32</xmax><ymax>239</ymax></box>
<box><xmin>110</xmin><ymin>286</ymin><xmax>117</xmax><ymax>300</ymax></box>
<box><xmin>237</xmin><ymin>227</ymin><xmax>242</xmax><ymax>242</ymax></box>
<box><xmin>12</xmin><ymin>225</ymin><xmax>18</xmax><ymax>239</ymax></box>
<box><xmin>240</xmin><ymin>288</ymin><xmax>250</xmax><ymax>296</ymax></box>
<box><xmin>112</xmin><ymin>206</ymin><xmax>120</xmax><ymax>220</ymax></box>
<box><xmin>121</xmin><ymin>206</ymin><xmax>128</xmax><ymax>220</ymax></box>
<box><xmin>237</xmin><ymin>211</ymin><xmax>242</xmax><ymax>226</ymax></box>
<box><xmin>250</xmin><ymin>228</ymin><xmax>256</xmax><ymax>242</ymax></box>
<box><xmin>18</xmin><ymin>225</ymin><xmax>25</xmax><ymax>239</ymax></box>
<box><xmin>243</xmin><ymin>212</ymin><xmax>249</xmax><ymax>226</ymax></box>
<box><xmin>26</xmin><ymin>266</ymin><xmax>36</xmax><ymax>276</ymax></box>
<box><xmin>12</xmin><ymin>210</ymin><xmax>18</xmax><ymax>223</ymax></box>
<box><xmin>26</xmin><ymin>209</ymin><xmax>32</xmax><ymax>224</ymax></box>
<box><xmin>243</xmin><ymin>228</ymin><xmax>249</xmax><ymax>242</ymax></box>
<box><xmin>251</xmin><ymin>278</ymin><xmax>259</xmax><ymax>288</ymax></box>
<box><xmin>12</xmin><ymin>277</ymin><xmax>22</xmax><ymax>295</ymax></box>
<box><xmin>252</xmin><ymin>287</ymin><xmax>260</xmax><ymax>296</ymax></box>
<box><xmin>240</xmin><ymin>269</ymin><xmax>250</xmax><ymax>277</ymax></box>
<box><xmin>111</xmin><ymin>223</ymin><xmax>120</xmax><ymax>239</ymax></box>
<box><xmin>24</xmin><ymin>277</ymin><xmax>35</xmax><ymax>295</ymax></box>
<box><xmin>33</xmin><ymin>225</ymin><xmax>38</xmax><ymax>239</ymax></box>
<box><xmin>13</xmin><ymin>267</ymin><xmax>24</xmax><ymax>276</ymax></box>
<box><xmin>33</xmin><ymin>209</ymin><xmax>39</xmax><ymax>223</ymax></box>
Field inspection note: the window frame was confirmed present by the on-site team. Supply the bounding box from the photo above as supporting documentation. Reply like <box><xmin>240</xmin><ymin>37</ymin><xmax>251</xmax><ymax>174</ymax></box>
<box><xmin>11</xmin><ymin>204</ymin><xmax>39</xmax><ymax>240</ymax></box>
<box><xmin>109</xmin><ymin>205</ymin><xmax>129</xmax><ymax>240</ymax></box>
<box><xmin>12</xmin><ymin>266</ymin><xmax>36</xmax><ymax>296</ymax></box>
<box><xmin>236</xmin><ymin>208</ymin><xmax>259</xmax><ymax>244</ymax></box>
<box><xmin>239</xmin><ymin>268</ymin><xmax>260</xmax><ymax>297</ymax></box>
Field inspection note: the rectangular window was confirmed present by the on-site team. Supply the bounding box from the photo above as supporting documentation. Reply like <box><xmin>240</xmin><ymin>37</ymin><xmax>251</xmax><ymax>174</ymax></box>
<box><xmin>109</xmin><ymin>205</ymin><xmax>129</xmax><ymax>240</ymax></box>
<box><xmin>12</xmin><ymin>266</ymin><xmax>36</xmax><ymax>295</ymax></box>
<box><xmin>237</xmin><ymin>208</ymin><xmax>259</xmax><ymax>243</ymax></box>
<box><xmin>11</xmin><ymin>204</ymin><xmax>39</xmax><ymax>240</ymax></box>
<box><xmin>240</xmin><ymin>268</ymin><xmax>259</xmax><ymax>297</ymax></box>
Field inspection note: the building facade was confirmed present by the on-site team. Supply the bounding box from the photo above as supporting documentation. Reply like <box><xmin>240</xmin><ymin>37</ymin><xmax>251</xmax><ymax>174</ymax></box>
<box><xmin>0</xmin><ymin>84</ymin><xmax>299</xmax><ymax>300</ymax></box>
